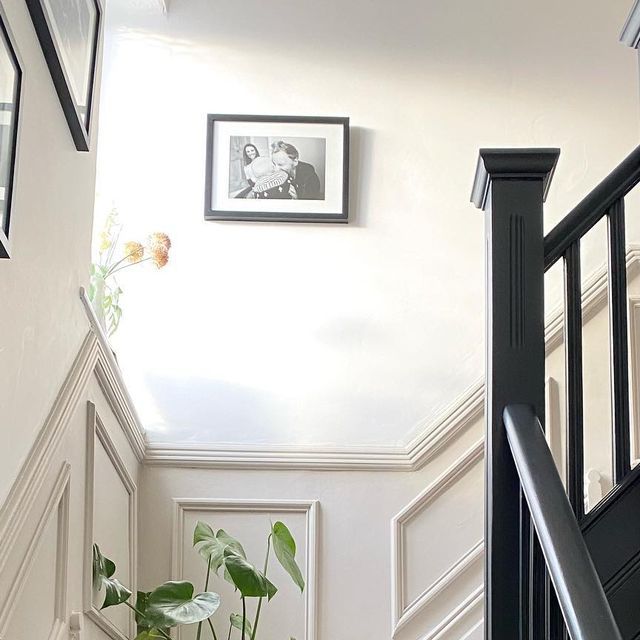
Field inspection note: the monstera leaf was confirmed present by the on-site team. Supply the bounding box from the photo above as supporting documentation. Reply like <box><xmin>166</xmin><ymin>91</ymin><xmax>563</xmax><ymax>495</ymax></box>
<box><xmin>92</xmin><ymin>544</ymin><xmax>132</xmax><ymax>609</ymax></box>
<box><xmin>193</xmin><ymin>522</ymin><xmax>247</xmax><ymax>575</ymax></box>
<box><xmin>272</xmin><ymin>521</ymin><xmax>305</xmax><ymax>592</ymax></box>
<box><xmin>230</xmin><ymin>613</ymin><xmax>253</xmax><ymax>638</ymax></box>
<box><xmin>144</xmin><ymin>581</ymin><xmax>220</xmax><ymax>628</ymax></box>
<box><xmin>134</xmin><ymin>631</ymin><xmax>165</xmax><ymax>640</ymax></box>
<box><xmin>223</xmin><ymin>548</ymin><xmax>277</xmax><ymax>599</ymax></box>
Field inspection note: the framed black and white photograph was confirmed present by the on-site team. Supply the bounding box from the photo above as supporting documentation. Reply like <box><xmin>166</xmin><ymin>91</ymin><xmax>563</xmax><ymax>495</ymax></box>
<box><xmin>205</xmin><ymin>115</ymin><xmax>349</xmax><ymax>223</ymax></box>
<box><xmin>0</xmin><ymin>2</ymin><xmax>23</xmax><ymax>258</ymax></box>
<box><xmin>26</xmin><ymin>0</ymin><xmax>101</xmax><ymax>151</ymax></box>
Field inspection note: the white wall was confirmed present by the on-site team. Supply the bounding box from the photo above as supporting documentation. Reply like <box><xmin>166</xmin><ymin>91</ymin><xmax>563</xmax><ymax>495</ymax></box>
<box><xmin>0</xmin><ymin>328</ymin><xmax>143</xmax><ymax>640</ymax></box>
<box><xmin>139</xmin><ymin>421</ymin><xmax>485</xmax><ymax>640</ymax></box>
<box><xmin>97</xmin><ymin>0</ymin><xmax>640</xmax><ymax>450</ymax></box>
<box><xmin>0</xmin><ymin>0</ymin><xmax>102</xmax><ymax>505</ymax></box>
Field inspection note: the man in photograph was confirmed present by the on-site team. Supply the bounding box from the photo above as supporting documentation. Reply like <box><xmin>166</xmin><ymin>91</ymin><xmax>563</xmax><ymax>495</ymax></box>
<box><xmin>271</xmin><ymin>141</ymin><xmax>322</xmax><ymax>200</ymax></box>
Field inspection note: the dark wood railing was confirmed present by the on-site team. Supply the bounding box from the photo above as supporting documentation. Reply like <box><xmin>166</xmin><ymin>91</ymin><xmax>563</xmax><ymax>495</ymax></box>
<box><xmin>472</xmin><ymin>145</ymin><xmax>640</xmax><ymax>639</ymax></box>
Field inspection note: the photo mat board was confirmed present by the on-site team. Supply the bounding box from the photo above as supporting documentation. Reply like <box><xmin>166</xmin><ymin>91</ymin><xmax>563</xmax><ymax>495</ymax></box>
<box><xmin>205</xmin><ymin>115</ymin><xmax>349</xmax><ymax>223</ymax></box>
<box><xmin>25</xmin><ymin>0</ymin><xmax>101</xmax><ymax>151</ymax></box>
<box><xmin>0</xmin><ymin>2</ymin><xmax>23</xmax><ymax>258</ymax></box>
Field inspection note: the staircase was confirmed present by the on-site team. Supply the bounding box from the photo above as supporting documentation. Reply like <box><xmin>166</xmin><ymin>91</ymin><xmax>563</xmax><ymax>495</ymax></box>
<box><xmin>473</xmin><ymin>145</ymin><xmax>640</xmax><ymax>639</ymax></box>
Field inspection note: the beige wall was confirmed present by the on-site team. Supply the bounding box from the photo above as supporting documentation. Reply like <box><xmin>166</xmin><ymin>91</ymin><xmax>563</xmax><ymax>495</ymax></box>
<box><xmin>0</xmin><ymin>0</ymin><xmax>102</xmax><ymax>505</ymax></box>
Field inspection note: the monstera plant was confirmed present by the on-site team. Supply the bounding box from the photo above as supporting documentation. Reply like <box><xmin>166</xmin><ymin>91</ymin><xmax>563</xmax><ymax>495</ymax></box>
<box><xmin>93</xmin><ymin>519</ymin><xmax>304</xmax><ymax>640</ymax></box>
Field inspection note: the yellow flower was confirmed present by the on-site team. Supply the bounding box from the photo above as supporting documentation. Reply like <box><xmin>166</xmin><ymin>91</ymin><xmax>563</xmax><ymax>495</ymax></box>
<box><xmin>124</xmin><ymin>241</ymin><xmax>144</xmax><ymax>263</ymax></box>
<box><xmin>99</xmin><ymin>231</ymin><xmax>111</xmax><ymax>252</ymax></box>
<box><xmin>150</xmin><ymin>244</ymin><xmax>169</xmax><ymax>268</ymax></box>
<box><xmin>148</xmin><ymin>232</ymin><xmax>171</xmax><ymax>250</ymax></box>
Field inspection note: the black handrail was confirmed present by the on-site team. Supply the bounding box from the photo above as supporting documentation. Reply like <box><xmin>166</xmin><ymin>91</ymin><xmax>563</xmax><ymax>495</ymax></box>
<box><xmin>544</xmin><ymin>144</ymin><xmax>640</xmax><ymax>270</ymax></box>
<box><xmin>503</xmin><ymin>404</ymin><xmax>623</xmax><ymax>640</ymax></box>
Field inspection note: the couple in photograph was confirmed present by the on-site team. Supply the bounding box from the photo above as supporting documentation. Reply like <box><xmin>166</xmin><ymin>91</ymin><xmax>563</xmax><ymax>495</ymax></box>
<box><xmin>237</xmin><ymin>141</ymin><xmax>321</xmax><ymax>200</ymax></box>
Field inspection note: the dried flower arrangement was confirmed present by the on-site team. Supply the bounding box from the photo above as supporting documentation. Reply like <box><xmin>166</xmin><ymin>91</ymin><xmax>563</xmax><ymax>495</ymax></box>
<box><xmin>90</xmin><ymin>209</ymin><xmax>171</xmax><ymax>336</ymax></box>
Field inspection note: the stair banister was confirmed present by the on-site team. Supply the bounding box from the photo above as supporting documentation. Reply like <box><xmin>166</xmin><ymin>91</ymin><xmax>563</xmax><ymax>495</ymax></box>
<box><xmin>472</xmin><ymin>148</ymin><xmax>560</xmax><ymax>639</ymax></box>
<box><xmin>503</xmin><ymin>404</ymin><xmax>623</xmax><ymax>640</ymax></box>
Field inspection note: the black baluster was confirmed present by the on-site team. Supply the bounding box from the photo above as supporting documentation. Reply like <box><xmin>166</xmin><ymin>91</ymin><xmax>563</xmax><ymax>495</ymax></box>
<box><xmin>564</xmin><ymin>241</ymin><xmax>585</xmax><ymax>519</ymax></box>
<box><xmin>608</xmin><ymin>199</ymin><xmax>631</xmax><ymax>484</ymax></box>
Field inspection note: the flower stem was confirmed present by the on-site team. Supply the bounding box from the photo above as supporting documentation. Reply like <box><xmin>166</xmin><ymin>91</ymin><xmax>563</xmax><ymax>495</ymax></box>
<box><xmin>227</xmin><ymin>621</ymin><xmax>232</xmax><ymax>640</ymax></box>
<box><xmin>107</xmin><ymin>257</ymin><xmax>153</xmax><ymax>277</ymax></box>
<box><xmin>250</xmin><ymin>534</ymin><xmax>271</xmax><ymax>640</ymax></box>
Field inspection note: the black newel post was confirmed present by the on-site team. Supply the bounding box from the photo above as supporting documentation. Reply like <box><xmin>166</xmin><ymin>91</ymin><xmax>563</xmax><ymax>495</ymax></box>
<box><xmin>471</xmin><ymin>148</ymin><xmax>560</xmax><ymax>639</ymax></box>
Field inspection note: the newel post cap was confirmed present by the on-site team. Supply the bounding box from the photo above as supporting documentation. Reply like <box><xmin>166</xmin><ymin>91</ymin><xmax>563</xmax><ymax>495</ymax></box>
<box><xmin>471</xmin><ymin>148</ymin><xmax>560</xmax><ymax>210</ymax></box>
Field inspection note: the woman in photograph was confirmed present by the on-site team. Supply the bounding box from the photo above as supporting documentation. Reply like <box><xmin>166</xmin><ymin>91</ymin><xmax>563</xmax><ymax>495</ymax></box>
<box><xmin>242</xmin><ymin>144</ymin><xmax>260</xmax><ymax>186</ymax></box>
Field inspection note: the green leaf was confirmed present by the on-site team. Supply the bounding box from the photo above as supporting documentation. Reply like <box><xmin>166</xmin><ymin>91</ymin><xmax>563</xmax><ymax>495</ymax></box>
<box><xmin>134</xmin><ymin>631</ymin><xmax>165</xmax><ymax>640</ymax></box>
<box><xmin>216</xmin><ymin>529</ymin><xmax>246</xmax><ymax>558</ymax></box>
<box><xmin>135</xmin><ymin>591</ymin><xmax>152</xmax><ymax>630</ymax></box>
<box><xmin>230</xmin><ymin>613</ymin><xmax>253</xmax><ymax>638</ymax></box>
<box><xmin>145</xmin><ymin>581</ymin><xmax>220</xmax><ymax>628</ymax></box>
<box><xmin>193</xmin><ymin>524</ymin><xmax>247</xmax><ymax>577</ymax></box>
<box><xmin>92</xmin><ymin>544</ymin><xmax>132</xmax><ymax>609</ymax></box>
<box><xmin>193</xmin><ymin>521</ymin><xmax>226</xmax><ymax>573</ymax></box>
<box><xmin>223</xmin><ymin>548</ymin><xmax>277</xmax><ymax>599</ymax></box>
<box><xmin>272</xmin><ymin>522</ymin><xmax>305</xmax><ymax>592</ymax></box>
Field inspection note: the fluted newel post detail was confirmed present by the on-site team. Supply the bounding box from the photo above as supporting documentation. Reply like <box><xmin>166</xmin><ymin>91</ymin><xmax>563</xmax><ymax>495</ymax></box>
<box><xmin>471</xmin><ymin>148</ymin><xmax>560</xmax><ymax>640</ymax></box>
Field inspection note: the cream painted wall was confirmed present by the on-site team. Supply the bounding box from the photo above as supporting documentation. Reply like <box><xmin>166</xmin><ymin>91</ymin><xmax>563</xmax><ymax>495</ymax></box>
<box><xmin>97</xmin><ymin>0</ymin><xmax>640</xmax><ymax>449</ymax></box>
<box><xmin>0</xmin><ymin>345</ymin><xmax>143</xmax><ymax>640</ymax></box>
<box><xmin>0</xmin><ymin>0</ymin><xmax>102</xmax><ymax>505</ymax></box>
<box><xmin>139</xmin><ymin>420</ymin><xmax>485</xmax><ymax>640</ymax></box>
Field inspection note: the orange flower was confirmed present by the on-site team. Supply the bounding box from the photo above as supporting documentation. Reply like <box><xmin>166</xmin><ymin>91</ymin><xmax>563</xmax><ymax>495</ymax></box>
<box><xmin>148</xmin><ymin>232</ymin><xmax>171</xmax><ymax>250</ymax></box>
<box><xmin>150</xmin><ymin>244</ymin><xmax>169</xmax><ymax>268</ymax></box>
<box><xmin>124</xmin><ymin>241</ymin><xmax>144</xmax><ymax>263</ymax></box>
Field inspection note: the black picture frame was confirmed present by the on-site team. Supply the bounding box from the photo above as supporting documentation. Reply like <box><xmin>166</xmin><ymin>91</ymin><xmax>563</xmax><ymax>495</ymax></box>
<box><xmin>25</xmin><ymin>0</ymin><xmax>101</xmax><ymax>152</ymax></box>
<box><xmin>205</xmin><ymin>114</ymin><xmax>349</xmax><ymax>223</ymax></box>
<box><xmin>0</xmin><ymin>1</ymin><xmax>23</xmax><ymax>259</ymax></box>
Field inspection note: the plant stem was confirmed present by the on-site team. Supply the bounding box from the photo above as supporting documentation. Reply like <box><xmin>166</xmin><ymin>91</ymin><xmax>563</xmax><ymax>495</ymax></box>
<box><xmin>124</xmin><ymin>602</ymin><xmax>172</xmax><ymax>640</ymax></box>
<box><xmin>197</xmin><ymin>556</ymin><xmax>214</xmax><ymax>640</ymax></box>
<box><xmin>207</xmin><ymin>617</ymin><xmax>219</xmax><ymax>640</ymax></box>
<box><xmin>242</xmin><ymin>597</ymin><xmax>247</xmax><ymax>640</ymax></box>
<box><xmin>227</xmin><ymin>621</ymin><xmax>232</xmax><ymax>640</ymax></box>
<box><xmin>250</xmin><ymin>534</ymin><xmax>272</xmax><ymax>640</ymax></box>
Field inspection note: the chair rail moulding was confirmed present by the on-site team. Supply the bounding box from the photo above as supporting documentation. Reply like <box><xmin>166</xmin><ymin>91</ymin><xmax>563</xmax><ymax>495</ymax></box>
<box><xmin>172</xmin><ymin>498</ymin><xmax>318</xmax><ymax>640</ymax></box>
<box><xmin>620</xmin><ymin>0</ymin><xmax>640</xmax><ymax>48</ymax></box>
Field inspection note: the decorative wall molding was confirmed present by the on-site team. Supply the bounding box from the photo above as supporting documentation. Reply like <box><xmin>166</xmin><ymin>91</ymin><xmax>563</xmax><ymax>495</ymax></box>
<box><xmin>0</xmin><ymin>322</ymin><xmax>144</xmax><ymax>585</ymax></box>
<box><xmin>621</xmin><ymin>0</ymin><xmax>640</xmax><ymax>48</ymax></box>
<box><xmin>0</xmin><ymin>462</ymin><xmax>71</xmax><ymax>639</ymax></box>
<box><xmin>419</xmin><ymin>586</ymin><xmax>483</xmax><ymax>640</ymax></box>
<box><xmin>390</xmin><ymin>441</ymin><xmax>484</xmax><ymax>636</ymax></box>
<box><xmin>80</xmin><ymin>287</ymin><xmax>146</xmax><ymax>460</ymax></box>
<box><xmin>172</xmin><ymin>498</ymin><xmax>318</xmax><ymax>640</ymax></box>
<box><xmin>0</xmin><ymin>332</ymin><xmax>97</xmax><ymax>578</ymax></box>
<box><xmin>84</xmin><ymin>402</ymin><xmax>138</xmax><ymax>640</ymax></box>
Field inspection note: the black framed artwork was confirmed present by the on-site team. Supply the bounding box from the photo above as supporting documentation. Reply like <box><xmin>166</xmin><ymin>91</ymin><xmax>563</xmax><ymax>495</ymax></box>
<box><xmin>205</xmin><ymin>115</ymin><xmax>349</xmax><ymax>223</ymax></box>
<box><xmin>25</xmin><ymin>0</ymin><xmax>101</xmax><ymax>152</ymax></box>
<box><xmin>0</xmin><ymin>1</ymin><xmax>23</xmax><ymax>258</ymax></box>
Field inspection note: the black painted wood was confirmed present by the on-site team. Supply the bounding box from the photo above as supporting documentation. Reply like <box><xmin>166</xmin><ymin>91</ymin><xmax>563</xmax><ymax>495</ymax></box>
<box><xmin>504</xmin><ymin>405</ymin><xmax>623</xmax><ymax>640</ymax></box>
<box><xmin>582</xmin><ymin>464</ymin><xmax>640</xmax><ymax>587</ymax></box>
<box><xmin>608</xmin><ymin>199</ymin><xmax>632</xmax><ymax>484</ymax></box>
<box><xmin>545</xmin><ymin>145</ymin><xmax>640</xmax><ymax>270</ymax></box>
<box><xmin>472</xmin><ymin>149</ymin><xmax>559</xmax><ymax>640</ymax></box>
<box><xmin>564</xmin><ymin>241</ymin><xmax>585</xmax><ymax>519</ymax></box>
